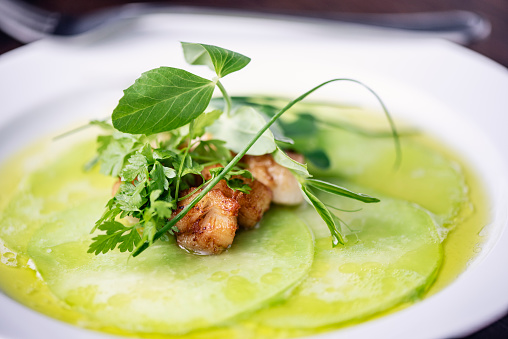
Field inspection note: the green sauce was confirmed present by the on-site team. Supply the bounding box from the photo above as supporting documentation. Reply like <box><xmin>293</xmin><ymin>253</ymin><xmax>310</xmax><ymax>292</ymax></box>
<box><xmin>0</xmin><ymin>103</ymin><xmax>488</xmax><ymax>338</ymax></box>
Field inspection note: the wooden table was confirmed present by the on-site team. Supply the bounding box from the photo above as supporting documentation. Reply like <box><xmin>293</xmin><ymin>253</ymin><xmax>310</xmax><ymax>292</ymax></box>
<box><xmin>1</xmin><ymin>1</ymin><xmax>507</xmax><ymax>338</ymax></box>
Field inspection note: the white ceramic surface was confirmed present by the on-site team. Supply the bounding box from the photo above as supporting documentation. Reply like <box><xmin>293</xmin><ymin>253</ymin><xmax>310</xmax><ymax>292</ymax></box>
<box><xmin>1</xmin><ymin>12</ymin><xmax>508</xmax><ymax>339</ymax></box>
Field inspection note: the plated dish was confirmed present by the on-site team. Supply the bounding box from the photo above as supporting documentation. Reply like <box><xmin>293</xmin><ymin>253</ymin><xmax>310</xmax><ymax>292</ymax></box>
<box><xmin>1</xmin><ymin>12</ymin><xmax>508</xmax><ymax>339</ymax></box>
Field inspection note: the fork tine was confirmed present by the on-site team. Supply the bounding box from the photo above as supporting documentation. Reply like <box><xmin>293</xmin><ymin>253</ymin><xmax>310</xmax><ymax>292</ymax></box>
<box><xmin>0</xmin><ymin>0</ymin><xmax>60</xmax><ymax>43</ymax></box>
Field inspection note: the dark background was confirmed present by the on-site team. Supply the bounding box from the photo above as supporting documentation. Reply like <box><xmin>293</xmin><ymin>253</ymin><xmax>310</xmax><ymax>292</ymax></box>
<box><xmin>1</xmin><ymin>0</ymin><xmax>508</xmax><ymax>67</ymax></box>
<box><xmin>1</xmin><ymin>0</ymin><xmax>507</xmax><ymax>338</ymax></box>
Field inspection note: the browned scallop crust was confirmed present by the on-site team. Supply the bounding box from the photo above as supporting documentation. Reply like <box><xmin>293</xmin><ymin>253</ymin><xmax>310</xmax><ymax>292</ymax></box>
<box><xmin>202</xmin><ymin>165</ymin><xmax>272</xmax><ymax>229</ymax></box>
<box><xmin>173</xmin><ymin>188</ymin><xmax>240</xmax><ymax>255</ymax></box>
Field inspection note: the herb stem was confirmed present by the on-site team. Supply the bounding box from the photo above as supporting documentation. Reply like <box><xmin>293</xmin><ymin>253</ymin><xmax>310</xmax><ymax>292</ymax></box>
<box><xmin>173</xmin><ymin>122</ymin><xmax>194</xmax><ymax>206</ymax></box>
<box><xmin>177</xmin><ymin>181</ymin><xmax>208</xmax><ymax>201</ymax></box>
<box><xmin>132</xmin><ymin>78</ymin><xmax>400</xmax><ymax>257</ymax></box>
<box><xmin>312</xmin><ymin>117</ymin><xmax>417</xmax><ymax>138</ymax></box>
<box><xmin>217</xmin><ymin>80</ymin><xmax>232</xmax><ymax>117</ymax></box>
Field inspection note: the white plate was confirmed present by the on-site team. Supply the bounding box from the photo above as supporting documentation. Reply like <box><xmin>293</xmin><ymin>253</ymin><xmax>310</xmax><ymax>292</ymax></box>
<box><xmin>1</xmin><ymin>12</ymin><xmax>508</xmax><ymax>339</ymax></box>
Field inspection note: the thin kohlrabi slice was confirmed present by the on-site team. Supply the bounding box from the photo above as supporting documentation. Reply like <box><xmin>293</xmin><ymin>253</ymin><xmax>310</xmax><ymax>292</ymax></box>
<box><xmin>254</xmin><ymin>191</ymin><xmax>442</xmax><ymax>329</ymax></box>
<box><xmin>315</xmin><ymin>127</ymin><xmax>468</xmax><ymax>226</ymax></box>
<box><xmin>229</xmin><ymin>97</ymin><xmax>469</xmax><ymax>226</ymax></box>
<box><xmin>28</xmin><ymin>202</ymin><xmax>314</xmax><ymax>334</ymax></box>
<box><xmin>0</xmin><ymin>141</ymin><xmax>111</xmax><ymax>254</ymax></box>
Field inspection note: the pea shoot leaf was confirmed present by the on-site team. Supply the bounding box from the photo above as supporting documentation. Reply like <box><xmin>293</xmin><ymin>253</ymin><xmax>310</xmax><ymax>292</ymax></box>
<box><xmin>192</xmin><ymin>109</ymin><xmax>222</xmax><ymax>137</ymax></box>
<box><xmin>207</xmin><ymin>106</ymin><xmax>277</xmax><ymax>156</ymax></box>
<box><xmin>300</xmin><ymin>184</ymin><xmax>345</xmax><ymax>246</ymax></box>
<box><xmin>191</xmin><ymin>139</ymin><xmax>232</xmax><ymax>162</ymax></box>
<box><xmin>303</xmin><ymin>149</ymin><xmax>330</xmax><ymax>169</ymax></box>
<box><xmin>181</xmin><ymin>42</ymin><xmax>251</xmax><ymax>78</ymax></box>
<box><xmin>272</xmin><ymin>146</ymin><xmax>310</xmax><ymax>178</ymax></box>
<box><xmin>153</xmin><ymin>149</ymin><xmax>177</xmax><ymax>161</ymax></box>
<box><xmin>305</xmin><ymin>179</ymin><xmax>380</xmax><ymax>203</ymax></box>
<box><xmin>112</xmin><ymin>67</ymin><xmax>215</xmax><ymax>135</ymax></box>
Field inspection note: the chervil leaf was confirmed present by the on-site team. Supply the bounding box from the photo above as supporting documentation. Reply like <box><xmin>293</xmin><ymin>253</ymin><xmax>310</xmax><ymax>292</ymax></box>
<box><xmin>112</xmin><ymin>67</ymin><xmax>215</xmax><ymax>135</ymax></box>
<box><xmin>181</xmin><ymin>42</ymin><xmax>251</xmax><ymax>78</ymax></box>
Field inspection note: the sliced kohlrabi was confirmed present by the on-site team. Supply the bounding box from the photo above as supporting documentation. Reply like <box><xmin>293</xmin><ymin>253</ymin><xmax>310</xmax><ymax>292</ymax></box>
<box><xmin>254</xmin><ymin>192</ymin><xmax>442</xmax><ymax>329</ymax></box>
<box><xmin>0</xmin><ymin>141</ymin><xmax>111</xmax><ymax>254</ymax></box>
<box><xmin>28</xmin><ymin>202</ymin><xmax>314</xmax><ymax>334</ymax></box>
<box><xmin>232</xmin><ymin>97</ymin><xmax>469</xmax><ymax>226</ymax></box>
<box><xmin>315</xmin><ymin>127</ymin><xmax>468</xmax><ymax>226</ymax></box>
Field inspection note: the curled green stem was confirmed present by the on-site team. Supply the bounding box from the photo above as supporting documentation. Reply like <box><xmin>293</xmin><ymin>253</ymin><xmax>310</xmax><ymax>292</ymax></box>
<box><xmin>217</xmin><ymin>80</ymin><xmax>232</xmax><ymax>117</ymax></box>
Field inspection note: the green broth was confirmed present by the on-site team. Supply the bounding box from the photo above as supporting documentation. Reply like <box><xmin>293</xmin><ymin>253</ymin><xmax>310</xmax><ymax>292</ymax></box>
<box><xmin>0</xmin><ymin>102</ymin><xmax>488</xmax><ymax>338</ymax></box>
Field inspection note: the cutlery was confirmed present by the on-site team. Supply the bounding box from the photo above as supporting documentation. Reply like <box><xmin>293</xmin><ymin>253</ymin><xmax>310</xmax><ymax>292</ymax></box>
<box><xmin>0</xmin><ymin>0</ymin><xmax>491</xmax><ymax>45</ymax></box>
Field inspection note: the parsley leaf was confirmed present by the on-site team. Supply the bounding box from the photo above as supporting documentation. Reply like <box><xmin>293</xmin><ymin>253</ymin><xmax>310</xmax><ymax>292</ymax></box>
<box><xmin>88</xmin><ymin>221</ymin><xmax>140</xmax><ymax>255</ymax></box>
<box><xmin>96</xmin><ymin>132</ymin><xmax>145</xmax><ymax>177</ymax></box>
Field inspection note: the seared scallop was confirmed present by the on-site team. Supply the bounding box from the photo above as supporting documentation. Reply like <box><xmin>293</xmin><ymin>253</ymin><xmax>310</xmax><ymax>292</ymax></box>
<box><xmin>242</xmin><ymin>153</ymin><xmax>304</xmax><ymax>205</ymax></box>
<box><xmin>173</xmin><ymin>188</ymin><xmax>240</xmax><ymax>255</ymax></box>
<box><xmin>202</xmin><ymin>165</ymin><xmax>272</xmax><ymax>229</ymax></box>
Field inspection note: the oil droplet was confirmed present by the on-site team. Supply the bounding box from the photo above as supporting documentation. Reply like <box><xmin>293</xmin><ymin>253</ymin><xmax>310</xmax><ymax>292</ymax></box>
<box><xmin>209</xmin><ymin>271</ymin><xmax>228</xmax><ymax>282</ymax></box>
<box><xmin>1</xmin><ymin>251</ymin><xmax>17</xmax><ymax>266</ymax></box>
<box><xmin>310</xmin><ymin>262</ymin><xmax>330</xmax><ymax>278</ymax></box>
<box><xmin>2</xmin><ymin>252</ymin><xmax>15</xmax><ymax>259</ymax></box>
<box><xmin>223</xmin><ymin>276</ymin><xmax>257</xmax><ymax>303</ymax></box>
<box><xmin>261</xmin><ymin>272</ymin><xmax>282</xmax><ymax>285</ymax></box>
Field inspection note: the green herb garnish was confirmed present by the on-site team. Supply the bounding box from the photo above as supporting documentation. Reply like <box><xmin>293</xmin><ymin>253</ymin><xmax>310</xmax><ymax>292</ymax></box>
<box><xmin>87</xmin><ymin>42</ymin><xmax>399</xmax><ymax>257</ymax></box>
